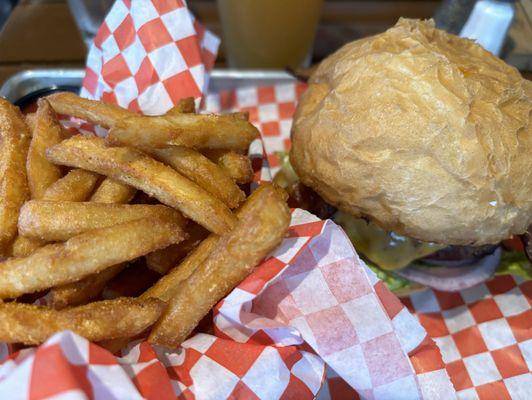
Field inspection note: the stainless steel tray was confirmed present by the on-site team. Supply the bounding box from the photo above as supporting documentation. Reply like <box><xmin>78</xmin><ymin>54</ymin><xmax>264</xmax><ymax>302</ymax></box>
<box><xmin>0</xmin><ymin>69</ymin><xmax>295</xmax><ymax>104</ymax></box>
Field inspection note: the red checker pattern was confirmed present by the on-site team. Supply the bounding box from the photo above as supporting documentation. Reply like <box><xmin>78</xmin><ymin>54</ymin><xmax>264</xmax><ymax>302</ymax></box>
<box><xmin>446</xmin><ymin>360</ymin><xmax>474</xmax><ymax>391</ymax></box>
<box><xmin>475</xmin><ymin>381</ymin><xmax>512</xmax><ymax>400</ymax></box>
<box><xmin>163</xmin><ymin>70</ymin><xmax>202</xmax><ymax>104</ymax></box>
<box><xmin>205</xmin><ymin>340</ymin><xmax>264</xmax><ymax>377</ymax></box>
<box><xmin>29</xmin><ymin>344</ymin><xmax>92</xmax><ymax>400</ymax></box>
<box><xmin>176</xmin><ymin>36</ymin><xmax>202</xmax><ymax>67</ymax></box>
<box><xmin>114</xmin><ymin>14</ymin><xmax>135</xmax><ymax>51</ymax></box>
<box><xmin>137</xmin><ymin>18</ymin><xmax>173</xmax><ymax>52</ymax></box>
<box><xmin>469</xmin><ymin>298</ymin><xmax>504</xmax><ymax>323</ymax></box>
<box><xmin>101</xmin><ymin>54</ymin><xmax>131</xmax><ymax>87</ymax></box>
<box><xmin>491</xmin><ymin>345</ymin><xmax>529</xmax><ymax>378</ymax></box>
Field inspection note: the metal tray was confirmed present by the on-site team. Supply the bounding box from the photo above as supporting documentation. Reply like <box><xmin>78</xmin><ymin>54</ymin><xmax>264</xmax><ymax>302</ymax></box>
<box><xmin>0</xmin><ymin>69</ymin><xmax>295</xmax><ymax>105</ymax></box>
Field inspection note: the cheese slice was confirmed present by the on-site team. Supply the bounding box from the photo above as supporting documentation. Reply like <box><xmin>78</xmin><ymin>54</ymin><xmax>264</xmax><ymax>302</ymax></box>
<box><xmin>334</xmin><ymin>211</ymin><xmax>445</xmax><ymax>270</ymax></box>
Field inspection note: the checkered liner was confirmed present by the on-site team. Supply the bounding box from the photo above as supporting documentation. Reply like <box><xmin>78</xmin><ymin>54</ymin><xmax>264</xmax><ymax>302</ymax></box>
<box><xmin>79</xmin><ymin>0</ymin><xmax>219</xmax><ymax>115</ymax></box>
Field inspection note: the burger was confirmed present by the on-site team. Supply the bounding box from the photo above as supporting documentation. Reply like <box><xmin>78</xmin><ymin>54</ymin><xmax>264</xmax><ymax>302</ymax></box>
<box><xmin>281</xmin><ymin>19</ymin><xmax>532</xmax><ymax>294</ymax></box>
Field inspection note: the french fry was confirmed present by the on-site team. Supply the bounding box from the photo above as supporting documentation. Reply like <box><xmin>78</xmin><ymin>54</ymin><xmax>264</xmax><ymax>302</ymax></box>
<box><xmin>143</xmin><ymin>235</ymin><xmax>219</xmax><ymax>302</ymax></box>
<box><xmin>145</xmin><ymin>223</ymin><xmax>208</xmax><ymax>274</ymax></box>
<box><xmin>0</xmin><ymin>99</ymin><xmax>31</xmax><ymax>254</ymax></box>
<box><xmin>107</xmin><ymin>112</ymin><xmax>259</xmax><ymax>151</ymax></box>
<box><xmin>26</xmin><ymin>99</ymin><xmax>63</xmax><ymax>199</ymax></box>
<box><xmin>148</xmin><ymin>183</ymin><xmax>290</xmax><ymax>347</ymax></box>
<box><xmin>149</xmin><ymin>146</ymin><xmax>245</xmax><ymax>209</ymax></box>
<box><xmin>48</xmin><ymin>179</ymin><xmax>135</xmax><ymax>308</ymax></box>
<box><xmin>25</xmin><ymin>112</ymin><xmax>37</xmax><ymax>131</ymax></box>
<box><xmin>90</xmin><ymin>178</ymin><xmax>135</xmax><ymax>203</ymax></box>
<box><xmin>19</xmin><ymin>201</ymin><xmax>185</xmax><ymax>241</ymax></box>
<box><xmin>46</xmin><ymin>92</ymin><xmax>134</xmax><ymax>128</ymax></box>
<box><xmin>0</xmin><ymin>297</ymin><xmax>165</xmax><ymax>345</ymax></box>
<box><xmin>46</xmin><ymin>135</ymin><xmax>236</xmax><ymax>234</ymax></box>
<box><xmin>49</xmin><ymin>263</ymin><xmax>127</xmax><ymax>309</ymax></box>
<box><xmin>203</xmin><ymin>149</ymin><xmax>254</xmax><ymax>184</ymax></box>
<box><xmin>165</xmin><ymin>97</ymin><xmax>195</xmax><ymax>115</ymax></box>
<box><xmin>0</xmin><ymin>217</ymin><xmax>186</xmax><ymax>299</ymax></box>
<box><xmin>40</xmin><ymin>168</ymin><xmax>100</xmax><ymax>201</ymax></box>
<box><xmin>102</xmin><ymin>235</ymin><xmax>218</xmax><ymax>353</ymax></box>
<box><xmin>11</xmin><ymin>169</ymin><xmax>100</xmax><ymax>257</ymax></box>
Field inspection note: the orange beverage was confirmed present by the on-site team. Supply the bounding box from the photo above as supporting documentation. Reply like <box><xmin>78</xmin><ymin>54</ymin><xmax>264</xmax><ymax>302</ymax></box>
<box><xmin>217</xmin><ymin>0</ymin><xmax>323</xmax><ymax>69</ymax></box>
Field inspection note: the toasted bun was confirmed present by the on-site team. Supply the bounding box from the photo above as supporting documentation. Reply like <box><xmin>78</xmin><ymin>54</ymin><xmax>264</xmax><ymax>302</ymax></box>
<box><xmin>290</xmin><ymin>19</ymin><xmax>532</xmax><ymax>245</ymax></box>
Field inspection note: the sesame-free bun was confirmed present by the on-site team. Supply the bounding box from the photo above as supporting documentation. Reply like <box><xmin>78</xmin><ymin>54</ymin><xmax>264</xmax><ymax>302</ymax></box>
<box><xmin>290</xmin><ymin>19</ymin><xmax>532</xmax><ymax>245</ymax></box>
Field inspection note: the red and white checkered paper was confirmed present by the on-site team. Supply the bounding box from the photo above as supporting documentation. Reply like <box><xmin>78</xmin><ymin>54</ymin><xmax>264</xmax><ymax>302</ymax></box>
<box><xmin>79</xmin><ymin>0</ymin><xmax>219</xmax><ymax>115</ymax></box>
<box><xmin>0</xmin><ymin>0</ymin><xmax>528</xmax><ymax>398</ymax></box>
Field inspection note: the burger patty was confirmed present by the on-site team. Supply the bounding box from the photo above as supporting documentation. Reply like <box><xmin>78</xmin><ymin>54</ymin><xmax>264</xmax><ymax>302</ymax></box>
<box><xmin>421</xmin><ymin>245</ymin><xmax>499</xmax><ymax>267</ymax></box>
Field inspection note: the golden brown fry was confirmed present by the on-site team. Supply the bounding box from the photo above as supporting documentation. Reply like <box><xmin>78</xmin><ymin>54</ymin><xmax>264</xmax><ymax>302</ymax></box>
<box><xmin>203</xmin><ymin>149</ymin><xmax>254</xmax><ymax>184</ymax></box>
<box><xmin>90</xmin><ymin>178</ymin><xmax>135</xmax><ymax>203</ymax></box>
<box><xmin>11</xmin><ymin>169</ymin><xmax>100</xmax><ymax>257</ymax></box>
<box><xmin>0</xmin><ymin>297</ymin><xmax>165</xmax><ymax>345</ymax></box>
<box><xmin>143</xmin><ymin>235</ymin><xmax>219</xmax><ymax>303</ymax></box>
<box><xmin>165</xmin><ymin>97</ymin><xmax>195</xmax><ymax>115</ymax></box>
<box><xmin>0</xmin><ymin>217</ymin><xmax>186</xmax><ymax>299</ymax></box>
<box><xmin>49</xmin><ymin>263</ymin><xmax>127</xmax><ymax>309</ymax></box>
<box><xmin>10</xmin><ymin>236</ymin><xmax>43</xmax><ymax>258</ymax></box>
<box><xmin>148</xmin><ymin>183</ymin><xmax>290</xmax><ymax>347</ymax></box>
<box><xmin>0</xmin><ymin>99</ymin><xmax>31</xmax><ymax>254</ymax></box>
<box><xmin>19</xmin><ymin>200</ymin><xmax>186</xmax><ymax>241</ymax></box>
<box><xmin>150</xmin><ymin>146</ymin><xmax>245</xmax><ymax>209</ymax></box>
<box><xmin>49</xmin><ymin>178</ymin><xmax>135</xmax><ymax>308</ymax></box>
<box><xmin>41</xmin><ymin>168</ymin><xmax>100</xmax><ymax>201</ymax></box>
<box><xmin>145</xmin><ymin>223</ymin><xmax>209</xmax><ymax>275</ymax></box>
<box><xmin>107</xmin><ymin>112</ymin><xmax>259</xmax><ymax>151</ymax></box>
<box><xmin>25</xmin><ymin>112</ymin><xmax>37</xmax><ymax>131</ymax></box>
<box><xmin>46</xmin><ymin>135</ymin><xmax>236</xmax><ymax>235</ymax></box>
<box><xmin>46</xmin><ymin>92</ymin><xmax>134</xmax><ymax>128</ymax></box>
<box><xmin>26</xmin><ymin>99</ymin><xmax>63</xmax><ymax>199</ymax></box>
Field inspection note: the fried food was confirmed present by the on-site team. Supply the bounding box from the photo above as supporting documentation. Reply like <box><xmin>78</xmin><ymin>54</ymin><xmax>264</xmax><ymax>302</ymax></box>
<box><xmin>145</xmin><ymin>223</ymin><xmax>208</xmax><ymax>274</ymax></box>
<box><xmin>0</xmin><ymin>99</ymin><xmax>31</xmax><ymax>254</ymax></box>
<box><xmin>203</xmin><ymin>149</ymin><xmax>254</xmax><ymax>184</ymax></box>
<box><xmin>46</xmin><ymin>92</ymin><xmax>134</xmax><ymax>128</ymax></box>
<box><xmin>149</xmin><ymin>146</ymin><xmax>245</xmax><ymax>209</ymax></box>
<box><xmin>143</xmin><ymin>235</ymin><xmax>219</xmax><ymax>302</ymax></box>
<box><xmin>90</xmin><ymin>178</ymin><xmax>135</xmax><ymax>203</ymax></box>
<box><xmin>107</xmin><ymin>112</ymin><xmax>259</xmax><ymax>151</ymax></box>
<box><xmin>41</xmin><ymin>168</ymin><xmax>100</xmax><ymax>201</ymax></box>
<box><xmin>166</xmin><ymin>97</ymin><xmax>195</xmax><ymax>115</ymax></box>
<box><xmin>49</xmin><ymin>263</ymin><xmax>127</xmax><ymax>309</ymax></box>
<box><xmin>46</xmin><ymin>135</ymin><xmax>236</xmax><ymax>234</ymax></box>
<box><xmin>0</xmin><ymin>297</ymin><xmax>165</xmax><ymax>345</ymax></box>
<box><xmin>0</xmin><ymin>217</ymin><xmax>186</xmax><ymax>299</ymax></box>
<box><xmin>19</xmin><ymin>200</ymin><xmax>185</xmax><ymax>241</ymax></box>
<box><xmin>26</xmin><ymin>99</ymin><xmax>63</xmax><ymax>199</ymax></box>
<box><xmin>148</xmin><ymin>183</ymin><xmax>290</xmax><ymax>347</ymax></box>
<box><xmin>11</xmin><ymin>169</ymin><xmax>100</xmax><ymax>257</ymax></box>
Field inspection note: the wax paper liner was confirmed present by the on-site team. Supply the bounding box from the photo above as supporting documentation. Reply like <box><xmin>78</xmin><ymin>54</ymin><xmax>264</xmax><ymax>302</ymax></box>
<box><xmin>79</xmin><ymin>0</ymin><xmax>219</xmax><ymax>115</ymax></box>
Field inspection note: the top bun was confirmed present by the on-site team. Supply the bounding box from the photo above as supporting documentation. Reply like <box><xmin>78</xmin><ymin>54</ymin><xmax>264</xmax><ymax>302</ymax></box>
<box><xmin>290</xmin><ymin>19</ymin><xmax>532</xmax><ymax>245</ymax></box>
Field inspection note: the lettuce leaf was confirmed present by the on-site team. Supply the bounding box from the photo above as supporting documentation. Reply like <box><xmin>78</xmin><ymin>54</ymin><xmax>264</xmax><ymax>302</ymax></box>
<box><xmin>496</xmin><ymin>251</ymin><xmax>532</xmax><ymax>280</ymax></box>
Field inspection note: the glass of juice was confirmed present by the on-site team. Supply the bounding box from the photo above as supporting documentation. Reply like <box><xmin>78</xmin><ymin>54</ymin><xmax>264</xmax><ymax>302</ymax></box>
<box><xmin>217</xmin><ymin>0</ymin><xmax>324</xmax><ymax>69</ymax></box>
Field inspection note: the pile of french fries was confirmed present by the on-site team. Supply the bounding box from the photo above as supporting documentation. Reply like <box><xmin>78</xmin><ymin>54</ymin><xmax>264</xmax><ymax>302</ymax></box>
<box><xmin>0</xmin><ymin>93</ymin><xmax>290</xmax><ymax>349</ymax></box>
